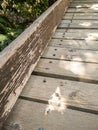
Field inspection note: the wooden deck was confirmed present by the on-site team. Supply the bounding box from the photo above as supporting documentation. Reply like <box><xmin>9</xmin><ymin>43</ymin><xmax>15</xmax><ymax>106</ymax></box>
<box><xmin>2</xmin><ymin>0</ymin><xmax>98</xmax><ymax>129</ymax></box>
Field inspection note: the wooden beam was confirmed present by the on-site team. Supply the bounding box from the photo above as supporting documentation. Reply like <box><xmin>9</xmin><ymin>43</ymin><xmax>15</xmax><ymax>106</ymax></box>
<box><xmin>0</xmin><ymin>0</ymin><xmax>70</xmax><ymax>128</ymax></box>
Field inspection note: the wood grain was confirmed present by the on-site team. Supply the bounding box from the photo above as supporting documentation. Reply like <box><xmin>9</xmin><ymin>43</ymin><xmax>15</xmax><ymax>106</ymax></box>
<box><xmin>64</xmin><ymin>13</ymin><xmax>98</xmax><ymax>20</ymax></box>
<box><xmin>53</xmin><ymin>29</ymin><xmax>98</xmax><ymax>40</ymax></box>
<box><xmin>34</xmin><ymin>58</ymin><xmax>98</xmax><ymax>82</ymax></box>
<box><xmin>67</xmin><ymin>8</ymin><xmax>98</xmax><ymax>13</ymax></box>
<box><xmin>59</xmin><ymin>20</ymin><xmax>98</xmax><ymax>29</ymax></box>
<box><xmin>2</xmin><ymin>99</ymin><xmax>98</xmax><ymax>130</ymax></box>
<box><xmin>0</xmin><ymin>0</ymin><xmax>70</xmax><ymax>128</ymax></box>
<box><xmin>49</xmin><ymin>39</ymin><xmax>98</xmax><ymax>50</ymax></box>
<box><xmin>70</xmin><ymin>3</ymin><xmax>98</xmax><ymax>8</ymax></box>
<box><xmin>20</xmin><ymin>75</ymin><xmax>98</xmax><ymax>111</ymax></box>
<box><xmin>42</xmin><ymin>46</ymin><xmax>98</xmax><ymax>63</ymax></box>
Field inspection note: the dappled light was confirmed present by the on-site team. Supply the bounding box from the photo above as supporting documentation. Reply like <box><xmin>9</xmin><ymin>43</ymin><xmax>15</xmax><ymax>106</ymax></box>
<box><xmin>66</xmin><ymin>59</ymin><xmax>86</xmax><ymax>75</ymax></box>
<box><xmin>45</xmin><ymin>87</ymin><xmax>67</xmax><ymax>115</ymax></box>
<box><xmin>84</xmin><ymin>52</ymin><xmax>95</xmax><ymax>61</ymax></box>
<box><xmin>79</xmin><ymin>22</ymin><xmax>92</xmax><ymax>27</ymax></box>
<box><xmin>76</xmin><ymin>5</ymin><xmax>82</xmax><ymax>8</ymax></box>
<box><xmin>1</xmin><ymin>0</ymin><xmax>98</xmax><ymax>129</ymax></box>
<box><xmin>90</xmin><ymin>4</ymin><xmax>98</xmax><ymax>10</ymax></box>
<box><xmin>58</xmin><ymin>46</ymin><xmax>98</xmax><ymax>76</ymax></box>
<box><xmin>60</xmin><ymin>55</ymin><xmax>67</xmax><ymax>60</ymax></box>
<box><xmin>76</xmin><ymin>4</ymin><xmax>90</xmax><ymax>8</ymax></box>
<box><xmin>75</xmin><ymin>3</ymin><xmax>98</xmax><ymax>12</ymax></box>
<box><xmin>59</xmin><ymin>58</ymin><xmax>86</xmax><ymax>75</ymax></box>
<box><xmin>85</xmin><ymin>33</ymin><xmax>98</xmax><ymax>41</ymax></box>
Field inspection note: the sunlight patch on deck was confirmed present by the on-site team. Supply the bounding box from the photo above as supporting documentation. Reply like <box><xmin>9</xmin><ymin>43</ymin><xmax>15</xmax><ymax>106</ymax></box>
<box><xmin>59</xmin><ymin>58</ymin><xmax>86</xmax><ymax>75</ymax></box>
<box><xmin>86</xmin><ymin>33</ymin><xmax>98</xmax><ymax>41</ymax></box>
<box><xmin>90</xmin><ymin>4</ymin><xmax>98</xmax><ymax>10</ymax></box>
<box><xmin>79</xmin><ymin>22</ymin><xmax>92</xmax><ymax>27</ymax></box>
<box><xmin>45</xmin><ymin>87</ymin><xmax>67</xmax><ymax>115</ymax></box>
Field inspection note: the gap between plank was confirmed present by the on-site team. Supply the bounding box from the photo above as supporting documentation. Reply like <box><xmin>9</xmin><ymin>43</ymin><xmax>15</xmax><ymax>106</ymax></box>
<box><xmin>52</xmin><ymin>36</ymin><xmax>86</xmax><ymax>41</ymax></box>
<box><xmin>58</xmin><ymin>26</ymin><xmax>98</xmax><ymax>30</ymax></box>
<box><xmin>19</xmin><ymin>95</ymin><xmax>98</xmax><ymax>115</ymax></box>
<box><xmin>41</xmin><ymin>57</ymin><xmax>98</xmax><ymax>64</ymax></box>
<box><xmin>32</xmin><ymin>71</ymin><xmax>98</xmax><ymax>84</ymax></box>
<box><xmin>63</xmin><ymin>18</ymin><xmax>98</xmax><ymax>20</ymax></box>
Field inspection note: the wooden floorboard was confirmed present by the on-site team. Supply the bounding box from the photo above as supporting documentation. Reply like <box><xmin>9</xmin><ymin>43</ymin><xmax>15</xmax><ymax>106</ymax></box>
<box><xmin>64</xmin><ymin>13</ymin><xmax>98</xmax><ymax>20</ymax></box>
<box><xmin>3</xmin><ymin>0</ymin><xmax>98</xmax><ymax>129</ymax></box>
<box><xmin>20</xmin><ymin>75</ymin><xmax>98</xmax><ymax>112</ymax></box>
<box><xmin>67</xmin><ymin>8</ymin><xmax>98</xmax><ymax>13</ymax></box>
<box><xmin>53</xmin><ymin>29</ymin><xmax>98</xmax><ymax>40</ymax></box>
<box><xmin>42</xmin><ymin>46</ymin><xmax>98</xmax><ymax>63</ymax></box>
<box><xmin>70</xmin><ymin>3</ymin><xmax>98</xmax><ymax>8</ymax></box>
<box><xmin>2</xmin><ymin>99</ymin><xmax>98</xmax><ymax>130</ymax></box>
<box><xmin>34</xmin><ymin>58</ymin><xmax>98</xmax><ymax>83</ymax></box>
<box><xmin>49</xmin><ymin>39</ymin><xmax>98</xmax><ymax>50</ymax></box>
<box><xmin>59</xmin><ymin>20</ymin><xmax>98</xmax><ymax>29</ymax></box>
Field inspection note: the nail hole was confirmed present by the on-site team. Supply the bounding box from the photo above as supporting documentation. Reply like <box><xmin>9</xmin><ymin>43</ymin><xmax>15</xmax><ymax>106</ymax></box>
<box><xmin>55</xmin><ymin>93</ymin><xmax>60</xmax><ymax>97</ymax></box>
<box><xmin>60</xmin><ymin>84</ymin><xmax>63</xmax><ymax>86</ymax></box>
<box><xmin>43</xmin><ymin>79</ymin><xmax>47</xmax><ymax>83</ymax></box>
<box><xmin>54</xmin><ymin>48</ymin><xmax>57</xmax><ymax>51</ymax></box>
<box><xmin>69</xmin><ymin>49</ymin><xmax>73</xmax><ymax>52</ymax></box>
<box><xmin>60</xmin><ymin>39</ymin><xmax>63</xmax><ymax>42</ymax></box>
<box><xmin>53</xmin><ymin>54</ymin><xmax>56</xmax><ymax>56</ymax></box>
<box><xmin>45</xmin><ymin>68</ymin><xmax>49</xmax><ymax>70</ymax></box>
<box><xmin>60</xmin><ymin>82</ymin><xmax>63</xmax><ymax>86</ymax></box>
<box><xmin>49</xmin><ymin>61</ymin><xmax>52</xmax><ymax>63</ymax></box>
<box><xmin>59</xmin><ymin>43</ymin><xmax>62</xmax><ymax>45</ymax></box>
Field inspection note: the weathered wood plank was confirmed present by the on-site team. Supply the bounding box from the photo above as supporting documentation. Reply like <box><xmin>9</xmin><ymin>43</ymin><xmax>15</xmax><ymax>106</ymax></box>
<box><xmin>73</xmin><ymin>13</ymin><xmax>98</xmax><ymax>19</ymax></box>
<box><xmin>70</xmin><ymin>22</ymin><xmax>98</xmax><ymax>29</ymax></box>
<box><xmin>59</xmin><ymin>20</ymin><xmax>98</xmax><ymax>29</ymax></box>
<box><xmin>64</xmin><ymin>33</ymin><xmax>98</xmax><ymax>40</ymax></box>
<box><xmin>58</xmin><ymin>20</ymin><xmax>71</xmax><ymax>29</ymax></box>
<box><xmin>59</xmin><ymin>23</ymin><xmax>70</xmax><ymax>28</ymax></box>
<box><xmin>0</xmin><ymin>0</ymin><xmax>70</xmax><ymax>128</ymax></box>
<box><xmin>49</xmin><ymin>39</ymin><xmax>98</xmax><ymax>50</ymax></box>
<box><xmin>34</xmin><ymin>58</ymin><xmax>98</xmax><ymax>82</ymax></box>
<box><xmin>2</xmin><ymin>99</ymin><xmax>98</xmax><ymax>130</ymax></box>
<box><xmin>68</xmin><ymin>29</ymin><xmax>98</xmax><ymax>33</ymax></box>
<box><xmin>64</xmin><ymin>13</ymin><xmax>98</xmax><ymax>19</ymax></box>
<box><xmin>66</xmin><ymin>8</ymin><xmax>76</xmax><ymax>12</ymax></box>
<box><xmin>75</xmin><ymin>8</ymin><xmax>98</xmax><ymax>13</ymax></box>
<box><xmin>42</xmin><ymin>46</ymin><xmax>98</xmax><ymax>63</ymax></box>
<box><xmin>70</xmin><ymin>3</ymin><xmax>98</xmax><ymax>8</ymax></box>
<box><xmin>63</xmin><ymin>13</ymin><xmax>74</xmax><ymax>19</ymax></box>
<box><xmin>53</xmin><ymin>29</ymin><xmax>98</xmax><ymax>40</ymax></box>
<box><xmin>72</xmin><ymin>20</ymin><xmax>98</xmax><ymax>23</ymax></box>
<box><xmin>20</xmin><ymin>75</ymin><xmax>98</xmax><ymax>111</ymax></box>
